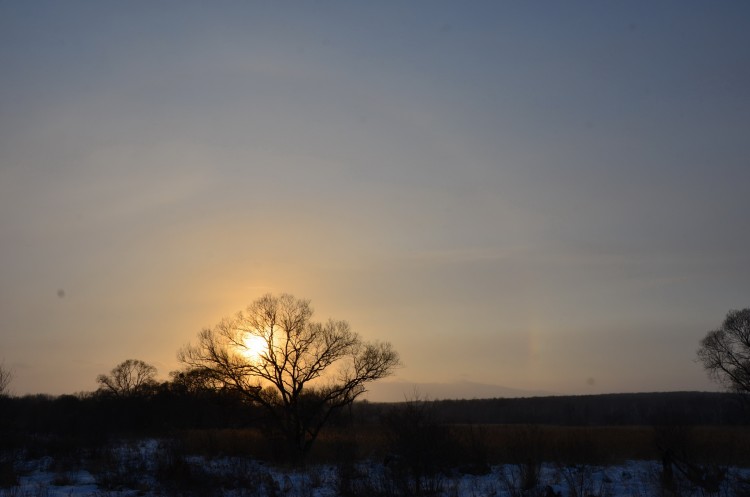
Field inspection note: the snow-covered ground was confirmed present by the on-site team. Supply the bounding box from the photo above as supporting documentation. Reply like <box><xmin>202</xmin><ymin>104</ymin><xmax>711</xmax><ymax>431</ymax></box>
<box><xmin>2</xmin><ymin>439</ymin><xmax>747</xmax><ymax>497</ymax></box>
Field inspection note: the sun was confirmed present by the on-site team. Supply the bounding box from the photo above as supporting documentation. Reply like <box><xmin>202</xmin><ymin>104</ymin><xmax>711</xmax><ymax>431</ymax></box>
<box><xmin>240</xmin><ymin>333</ymin><xmax>268</xmax><ymax>361</ymax></box>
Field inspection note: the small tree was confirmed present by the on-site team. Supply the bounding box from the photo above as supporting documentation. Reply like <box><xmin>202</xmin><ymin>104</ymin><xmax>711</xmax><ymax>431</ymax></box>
<box><xmin>0</xmin><ymin>363</ymin><xmax>12</xmax><ymax>397</ymax></box>
<box><xmin>97</xmin><ymin>359</ymin><xmax>158</xmax><ymax>397</ymax></box>
<box><xmin>697</xmin><ymin>308</ymin><xmax>750</xmax><ymax>395</ymax></box>
<box><xmin>179</xmin><ymin>293</ymin><xmax>400</xmax><ymax>459</ymax></box>
<box><xmin>168</xmin><ymin>367</ymin><xmax>224</xmax><ymax>396</ymax></box>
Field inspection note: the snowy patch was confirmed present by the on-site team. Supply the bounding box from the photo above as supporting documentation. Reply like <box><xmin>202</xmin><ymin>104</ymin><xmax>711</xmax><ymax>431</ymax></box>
<box><xmin>1</xmin><ymin>439</ymin><xmax>748</xmax><ymax>497</ymax></box>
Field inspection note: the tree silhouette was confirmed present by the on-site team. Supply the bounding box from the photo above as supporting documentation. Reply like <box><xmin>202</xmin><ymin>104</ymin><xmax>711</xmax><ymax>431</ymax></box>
<box><xmin>97</xmin><ymin>359</ymin><xmax>158</xmax><ymax>397</ymax></box>
<box><xmin>179</xmin><ymin>293</ymin><xmax>400</xmax><ymax>458</ymax></box>
<box><xmin>697</xmin><ymin>308</ymin><xmax>750</xmax><ymax>395</ymax></box>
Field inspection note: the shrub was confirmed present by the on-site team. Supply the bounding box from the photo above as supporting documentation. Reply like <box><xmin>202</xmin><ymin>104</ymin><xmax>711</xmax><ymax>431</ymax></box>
<box><xmin>0</xmin><ymin>458</ymin><xmax>18</xmax><ymax>488</ymax></box>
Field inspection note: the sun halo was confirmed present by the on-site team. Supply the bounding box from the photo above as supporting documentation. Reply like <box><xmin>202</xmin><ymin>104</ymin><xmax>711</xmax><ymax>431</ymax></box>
<box><xmin>240</xmin><ymin>334</ymin><xmax>268</xmax><ymax>361</ymax></box>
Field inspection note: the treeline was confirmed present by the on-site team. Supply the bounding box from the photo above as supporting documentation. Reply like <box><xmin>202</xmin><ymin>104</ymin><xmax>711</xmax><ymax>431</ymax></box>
<box><xmin>386</xmin><ymin>391</ymin><xmax>749</xmax><ymax>426</ymax></box>
<box><xmin>0</xmin><ymin>387</ymin><xmax>261</xmax><ymax>443</ymax></box>
<box><xmin>2</xmin><ymin>388</ymin><xmax>749</xmax><ymax>477</ymax></box>
<box><xmin>2</xmin><ymin>390</ymin><xmax>744</xmax><ymax>446</ymax></box>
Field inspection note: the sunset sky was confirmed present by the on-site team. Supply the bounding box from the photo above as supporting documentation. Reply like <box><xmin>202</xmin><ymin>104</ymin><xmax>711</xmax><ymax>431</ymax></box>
<box><xmin>2</xmin><ymin>2</ymin><xmax>749</xmax><ymax>400</ymax></box>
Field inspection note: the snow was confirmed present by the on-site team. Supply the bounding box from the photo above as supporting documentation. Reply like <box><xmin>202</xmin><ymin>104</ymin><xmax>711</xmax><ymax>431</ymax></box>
<box><xmin>1</xmin><ymin>440</ymin><xmax>747</xmax><ymax>497</ymax></box>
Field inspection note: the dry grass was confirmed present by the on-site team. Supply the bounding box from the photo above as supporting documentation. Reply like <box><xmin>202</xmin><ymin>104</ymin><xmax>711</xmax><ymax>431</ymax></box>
<box><xmin>174</xmin><ymin>424</ymin><xmax>750</xmax><ymax>467</ymax></box>
<box><xmin>455</xmin><ymin>425</ymin><xmax>750</xmax><ymax>465</ymax></box>
<box><xmin>179</xmin><ymin>429</ymin><xmax>267</xmax><ymax>458</ymax></box>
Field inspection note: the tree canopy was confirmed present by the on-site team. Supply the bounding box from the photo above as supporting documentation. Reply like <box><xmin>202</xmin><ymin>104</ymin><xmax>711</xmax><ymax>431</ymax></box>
<box><xmin>96</xmin><ymin>359</ymin><xmax>158</xmax><ymax>397</ymax></box>
<box><xmin>179</xmin><ymin>293</ymin><xmax>400</xmax><ymax>457</ymax></box>
<box><xmin>697</xmin><ymin>308</ymin><xmax>750</xmax><ymax>395</ymax></box>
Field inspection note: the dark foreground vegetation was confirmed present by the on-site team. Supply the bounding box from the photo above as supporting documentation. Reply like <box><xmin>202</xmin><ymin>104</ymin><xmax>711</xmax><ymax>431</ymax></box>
<box><xmin>2</xmin><ymin>390</ymin><xmax>750</xmax><ymax>495</ymax></box>
<box><xmin>2</xmin><ymin>304</ymin><xmax>747</xmax><ymax>495</ymax></box>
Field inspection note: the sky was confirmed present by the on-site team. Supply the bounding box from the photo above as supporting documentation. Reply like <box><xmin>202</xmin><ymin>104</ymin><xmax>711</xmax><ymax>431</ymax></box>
<box><xmin>1</xmin><ymin>1</ymin><xmax>749</xmax><ymax>401</ymax></box>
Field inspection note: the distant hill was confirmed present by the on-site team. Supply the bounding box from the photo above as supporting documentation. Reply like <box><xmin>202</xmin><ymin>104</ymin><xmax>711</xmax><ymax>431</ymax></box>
<box><xmin>363</xmin><ymin>379</ymin><xmax>553</xmax><ymax>402</ymax></box>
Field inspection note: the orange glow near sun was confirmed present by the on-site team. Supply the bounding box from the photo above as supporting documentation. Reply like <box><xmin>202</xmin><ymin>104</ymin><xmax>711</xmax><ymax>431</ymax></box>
<box><xmin>240</xmin><ymin>334</ymin><xmax>268</xmax><ymax>361</ymax></box>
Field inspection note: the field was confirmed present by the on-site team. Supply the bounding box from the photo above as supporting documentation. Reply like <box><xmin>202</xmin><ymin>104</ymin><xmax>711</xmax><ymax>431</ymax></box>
<box><xmin>2</xmin><ymin>393</ymin><xmax>749</xmax><ymax>496</ymax></box>
<box><xmin>3</xmin><ymin>425</ymin><xmax>750</xmax><ymax>497</ymax></box>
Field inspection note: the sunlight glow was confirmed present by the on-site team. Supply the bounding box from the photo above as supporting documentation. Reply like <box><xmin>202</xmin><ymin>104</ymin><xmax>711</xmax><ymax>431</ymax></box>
<box><xmin>240</xmin><ymin>334</ymin><xmax>268</xmax><ymax>361</ymax></box>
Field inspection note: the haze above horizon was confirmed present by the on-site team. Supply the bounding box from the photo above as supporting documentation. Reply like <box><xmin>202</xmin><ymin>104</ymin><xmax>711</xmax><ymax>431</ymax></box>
<box><xmin>1</xmin><ymin>2</ymin><xmax>749</xmax><ymax>402</ymax></box>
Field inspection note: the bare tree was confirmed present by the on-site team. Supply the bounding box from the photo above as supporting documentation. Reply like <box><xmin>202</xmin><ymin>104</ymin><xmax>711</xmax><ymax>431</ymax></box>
<box><xmin>697</xmin><ymin>308</ymin><xmax>750</xmax><ymax>395</ymax></box>
<box><xmin>97</xmin><ymin>359</ymin><xmax>158</xmax><ymax>397</ymax></box>
<box><xmin>0</xmin><ymin>362</ymin><xmax>12</xmax><ymax>396</ymax></box>
<box><xmin>179</xmin><ymin>293</ymin><xmax>400</xmax><ymax>458</ymax></box>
